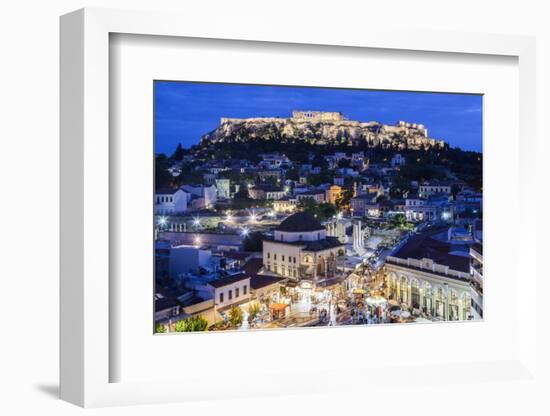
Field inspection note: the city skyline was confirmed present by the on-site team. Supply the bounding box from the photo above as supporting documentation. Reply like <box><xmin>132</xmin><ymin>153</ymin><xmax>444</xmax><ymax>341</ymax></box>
<box><xmin>154</xmin><ymin>81</ymin><xmax>483</xmax><ymax>154</ymax></box>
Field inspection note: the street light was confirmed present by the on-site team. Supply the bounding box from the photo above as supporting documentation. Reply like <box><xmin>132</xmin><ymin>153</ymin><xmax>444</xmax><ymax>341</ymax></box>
<box><xmin>240</xmin><ymin>227</ymin><xmax>250</xmax><ymax>237</ymax></box>
<box><xmin>193</xmin><ymin>217</ymin><xmax>201</xmax><ymax>228</ymax></box>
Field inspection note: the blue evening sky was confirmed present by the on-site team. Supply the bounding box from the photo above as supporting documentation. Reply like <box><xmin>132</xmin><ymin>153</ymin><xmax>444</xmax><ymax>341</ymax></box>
<box><xmin>154</xmin><ymin>81</ymin><xmax>482</xmax><ymax>154</ymax></box>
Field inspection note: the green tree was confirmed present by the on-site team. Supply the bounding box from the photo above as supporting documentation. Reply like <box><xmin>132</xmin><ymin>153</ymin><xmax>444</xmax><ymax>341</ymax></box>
<box><xmin>248</xmin><ymin>302</ymin><xmax>261</xmax><ymax>321</ymax></box>
<box><xmin>155</xmin><ymin>323</ymin><xmax>167</xmax><ymax>334</ymax></box>
<box><xmin>285</xmin><ymin>167</ymin><xmax>300</xmax><ymax>181</ymax></box>
<box><xmin>155</xmin><ymin>154</ymin><xmax>174</xmax><ymax>188</ymax></box>
<box><xmin>335</xmin><ymin>189</ymin><xmax>353</xmax><ymax>209</ymax></box>
<box><xmin>228</xmin><ymin>306</ymin><xmax>243</xmax><ymax>327</ymax></box>
<box><xmin>391</xmin><ymin>213</ymin><xmax>407</xmax><ymax>227</ymax></box>
<box><xmin>171</xmin><ymin>143</ymin><xmax>184</xmax><ymax>161</ymax></box>
<box><xmin>174</xmin><ymin>315</ymin><xmax>209</xmax><ymax>332</ymax></box>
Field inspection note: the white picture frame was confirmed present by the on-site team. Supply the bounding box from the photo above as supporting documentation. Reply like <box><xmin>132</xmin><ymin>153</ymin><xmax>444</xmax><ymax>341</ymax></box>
<box><xmin>60</xmin><ymin>7</ymin><xmax>539</xmax><ymax>408</ymax></box>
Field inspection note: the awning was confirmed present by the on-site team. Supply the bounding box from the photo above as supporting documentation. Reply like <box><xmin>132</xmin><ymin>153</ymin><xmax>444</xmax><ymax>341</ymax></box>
<box><xmin>270</xmin><ymin>303</ymin><xmax>289</xmax><ymax>311</ymax></box>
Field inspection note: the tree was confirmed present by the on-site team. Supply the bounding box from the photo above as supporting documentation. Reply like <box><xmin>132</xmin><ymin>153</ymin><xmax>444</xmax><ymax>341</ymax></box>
<box><xmin>391</xmin><ymin>213</ymin><xmax>407</xmax><ymax>228</ymax></box>
<box><xmin>248</xmin><ymin>302</ymin><xmax>261</xmax><ymax>321</ymax></box>
<box><xmin>285</xmin><ymin>167</ymin><xmax>300</xmax><ymax>181</ymax></box>
<box><xmin>171</xmin><ymin>143</ymin><xmax>184</xmax><ymax>161</ymax></box>
<box><xmin>155</xmin><ymin>323</ymin><xmax>167</xmax><ymax>334</ymax></box>
<box><xmin>174</xmin><ymin>315</ymin><xmax>209</xmax><ymax>332</ymax></box>
<box><xmin>298</xmin><ymin>198</ymin><xmax>338</xmax><ymax>222</ymax></box>
<box><xmin>155</xmin><ymin>154</ymin><xmax>174</xmax><ymax>188</ymax></box>
<box><xmin>228</xmin><ymin>306</ymin><xmax>243</xmax><ymax>327</ymax></box>
<box><xmin>335</xmin><ymin>189</ymin><xmax>353</xmax><ymax>209</ymax></box>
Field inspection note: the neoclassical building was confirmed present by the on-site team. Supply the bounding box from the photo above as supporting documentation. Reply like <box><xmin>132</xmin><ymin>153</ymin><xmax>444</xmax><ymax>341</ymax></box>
<box><xmin>263</xmin><ymin>212</ymin><xmax>345</xmax><ymax>281</ymax></box>
<box><xmin>382</xmin><ymin>233</ymin><xmax>482</xmax><ymax>321</ymax></box>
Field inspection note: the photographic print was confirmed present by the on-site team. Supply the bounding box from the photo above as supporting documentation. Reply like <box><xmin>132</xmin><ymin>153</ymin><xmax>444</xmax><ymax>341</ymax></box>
<box><xmin>154</xmin><ymin>81</ymin><xmax>483</xmax><ymax>334</ymax></box>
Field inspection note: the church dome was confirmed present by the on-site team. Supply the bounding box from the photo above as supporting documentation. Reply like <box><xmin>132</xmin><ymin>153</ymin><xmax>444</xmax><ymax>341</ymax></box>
<box><xmin>276</xmin><ymin>212</ymin><xmax>324</xmax><ymax>232</ymax></box>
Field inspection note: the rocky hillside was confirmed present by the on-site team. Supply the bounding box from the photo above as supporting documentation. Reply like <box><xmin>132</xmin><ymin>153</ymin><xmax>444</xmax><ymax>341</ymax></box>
<box><xmin>200</xmin><ymin>116</ymin><xmax>446</xmax><ymax>150</ymax></box>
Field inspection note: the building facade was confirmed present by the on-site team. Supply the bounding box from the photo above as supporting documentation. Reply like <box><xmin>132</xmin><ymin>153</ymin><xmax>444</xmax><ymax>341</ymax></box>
<box><xmin>291</xmin><ymin>110</ymin><xmax>344</xmax><ymax>122</ymax></box>
<box><xmin>419</xmin><ymin>181</ymin><xmax>452</xmax><ymax>198</ymax></box>
<box><xmin>262</xmin><ymin>212</ymin><xmax>345</xmax><ymax>281</ymax></box>
<box><xmin>155</xmin><ymin>188</ymin><xmax>189</xmax><ymax>215</ymax></box>
<box><xmin>383</xmin><ymin>233</ymin><xmax>481</xmax><ymax>321</ymax></box>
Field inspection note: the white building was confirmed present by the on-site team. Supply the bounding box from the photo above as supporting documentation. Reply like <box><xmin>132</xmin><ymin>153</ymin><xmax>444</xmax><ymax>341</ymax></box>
<box><xmin>182</xmin><ymin>184</ymin><xmax>217</xmax><ymax>209</ymax></box>
<box><xmin>248</xmin><ymin>185</ymin><xmax>286</xmax><ymax>200</ymax></box>
<box><xmin>258</xmin><ymin>153</ymin><xmax>290</xmax><ymax>169</ymax></box>
<box><xmin>155</xmin><ymin>188</ymin><xmax>189</xmax><ymax>215</ymax></box>
<box><xmin>419</xmin><ymin>181</ymin><xmax>452</xmax><ymax>198</ymax></box>
<box><xmin>391</xmin><ymin>153</ymin><xmax>406</xmax><ymax>167</ymax></box>
<box><xmin>262</xmin><ymin>212</ymin><xmax>345</xmax><ymax>281</ymax></box>
<box><xmin>273</xmin><ymin>197</ymin><xmax>298</xmax><ymax>213</ymax></box>
<box><xmin>405</xmin><ymin>194</ymin><xmax>452</xmax><ymax>222</ymax></box>
<box><xmin>383</xmin><ymin>233</ymin><xmax>481</xmax><ymax>321</ymax></box>
<box><xmin>208</xmin><ymin>274</ymin><xmax>251</xmax><ymax>311</ymax></box>
<box><xmin>295</xmin><ymin>190</ymin><xmax>326</xmax><ymax>204</ymax></box>
<box><xmin>215</xmin><ymin>178</ymin><xmax>231</xmax><ymax>199</ymax></box>
<box><xmin>169</xmin><ymin>245</ymin><xmax>214</xmax><ymax>278</ymax></box>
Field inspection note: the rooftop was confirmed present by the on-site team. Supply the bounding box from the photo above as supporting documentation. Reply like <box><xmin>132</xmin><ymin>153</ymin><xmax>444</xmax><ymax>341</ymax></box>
<box><xmin>250</xmin><ymin>274</ymin><xmax>285</xmax><ymax>290</ymax></box>
<box><xmin>392</xmin><ymin>233</ymin><xmax>470</xmax><ymax>273</ymax></box>
<box><xmin>302</xmin><ymin>237</ymin><xmax>345</xmax><ymax>252</ymax></box>
<box><xmin>243</xmin><ymin>257</ymin><xmax>263</xmax><ymax>275</ymax></box>
<box><xmin>156</xmin><ymin>187</ymin><xmax>177</xmax><ymax>195</ymax></box>
<box><xmin>154</xmin><ymin>284</ymin><xmax>179</xmax><ymax>312</ymax></box>
<box><xmin>275</xmin><ymin>212</ymin><xmax>324</xmax><ymax>232</ymax></box>
<box><xmin>208</xmin><ymin>273</ymin><xmax>250</xmax><ymax>288</ymax></box>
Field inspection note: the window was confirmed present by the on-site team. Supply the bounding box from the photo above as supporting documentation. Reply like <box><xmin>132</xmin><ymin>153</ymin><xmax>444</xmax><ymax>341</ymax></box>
<box><xmin>293</xmin><ymin>257</ymin><xmax>296</xmax><ymax>263</ymax></box>
<box><xmin>235</xmin><ymin>288</ymin><xmax>239</xmax><ymax>298</ymax></box>
<box><xmin>219</xmin><ymin>292</ymin><xmax>224</xmax><ymax>303</ymax></box>
<box><xmin>274</xmin><ymin>254</ymin><xmax>277</xmax><ymax>260</ymax></box>
<box><xmin>228</xmin><ymin>290</ymin><xmax>232</xmax><ymax>300</ymax></box>
<box><xmin>267</xmin><ymin>252</ymin><xmax>270</xmax><ymax>259</ymax></box>
<box><xmin>282</xmin><ymin>255</ymin><xmax>285</xmax><ymax>262</ymax></box>
<box><xmin>243</xmin><ymin>285</ymin><xmax>247</xmax><ymax>295</ymax></box>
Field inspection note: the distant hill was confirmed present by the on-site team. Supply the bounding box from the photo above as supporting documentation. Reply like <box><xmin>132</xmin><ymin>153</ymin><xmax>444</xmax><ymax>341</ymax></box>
<box><xmin>199</xmin><ymin>112</ymin><xmax>446</xmax><ymax>151</ymax></box>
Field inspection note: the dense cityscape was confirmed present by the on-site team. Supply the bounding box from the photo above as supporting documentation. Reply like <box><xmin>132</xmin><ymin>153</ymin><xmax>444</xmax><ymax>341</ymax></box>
<box><xmin>154</xmin><ymin>107</ymin><xmax>483</xmax><ymax>333</ymax></box>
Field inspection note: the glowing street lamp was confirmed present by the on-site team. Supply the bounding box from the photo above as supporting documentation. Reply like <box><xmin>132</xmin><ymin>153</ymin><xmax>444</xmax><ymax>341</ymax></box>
<box><xmin>248</xmin><ymin>210</ymin><xmax>257</xmax><ymax>223</ymax></box>
<box><xmin>193</xmin><ymin>217</ymin><xmax>201</xmax><ymax>228</ymax></box>
<box><xmin>158</xmin><ymin>216</ymin><xmax>167</xmax><ymax>226</ymax></box>
<box><xmin>240</xmin><ymin>227</ymin><xmax>250</xmax><ymax>237</ymax></box>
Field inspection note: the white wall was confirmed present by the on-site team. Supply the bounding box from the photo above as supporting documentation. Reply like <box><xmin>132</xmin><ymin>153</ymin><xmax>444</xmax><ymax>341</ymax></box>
<box><xmin>1</xmin><ymin>1</ymin><xmax>548</xmax><ymax>415</ymax></box>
